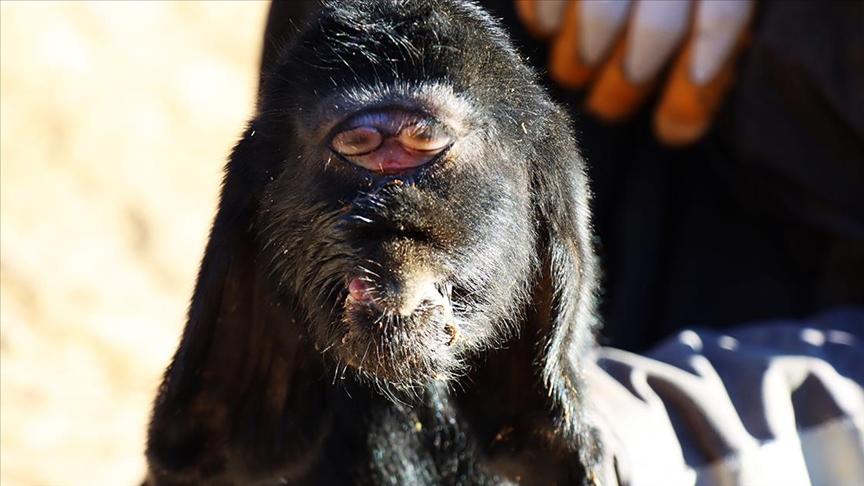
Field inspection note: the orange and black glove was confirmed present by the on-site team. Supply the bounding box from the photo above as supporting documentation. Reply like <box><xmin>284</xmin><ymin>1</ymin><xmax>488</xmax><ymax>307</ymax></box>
<box><xmin>516</xmin><ymin>0</ymin><xmax>755</xmax><ymax>147</ymax></box>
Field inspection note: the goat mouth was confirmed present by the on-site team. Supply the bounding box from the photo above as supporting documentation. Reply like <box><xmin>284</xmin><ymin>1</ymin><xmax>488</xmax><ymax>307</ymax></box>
<box><xmin>334</xmin><ymin>276</ymin><xmax>460</xmax><ymax>386</ymax></box>
<box><xmin>343</xmin><ymin>276</ymin><xmax>455</xmax><ymax>332</ymax></box>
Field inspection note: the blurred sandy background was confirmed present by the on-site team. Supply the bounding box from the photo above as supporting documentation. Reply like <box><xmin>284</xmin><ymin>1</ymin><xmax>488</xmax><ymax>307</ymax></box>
<box><xmin>1</xmin><ymin>2</ymin><xmax>269</xmax><ymax>484</ymax></box>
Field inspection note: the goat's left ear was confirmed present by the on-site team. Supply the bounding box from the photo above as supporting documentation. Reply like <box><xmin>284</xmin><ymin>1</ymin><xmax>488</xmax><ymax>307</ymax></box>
<box><xmin>528</xmin><ymin>107</ymin><xmax>603</xmax><ymax>473</ymax></box>
<box><xmin>145</xmin><ymin>124</ymin><xmax>297</xmax><ymax>481</ymax></box>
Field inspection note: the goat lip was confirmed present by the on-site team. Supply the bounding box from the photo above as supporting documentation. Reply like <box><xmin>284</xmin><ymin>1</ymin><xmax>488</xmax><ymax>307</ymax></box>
<box><xmin>347</xmin><ymin>277</ymin><xmax>374</xmax><ymax>303</ymax></box>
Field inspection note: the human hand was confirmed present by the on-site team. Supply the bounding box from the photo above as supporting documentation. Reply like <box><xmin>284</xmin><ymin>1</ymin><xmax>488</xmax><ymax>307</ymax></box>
<box><xmin>516</xmin><ymin>0</ymin><xmax>754</xmax><ymax>146</ymax></box>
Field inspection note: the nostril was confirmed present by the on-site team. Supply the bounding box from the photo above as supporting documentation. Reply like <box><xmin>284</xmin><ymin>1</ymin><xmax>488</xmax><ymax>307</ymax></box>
<box><xmin>415</xmin><ymin>298</ymin><xmax>443</xmax><ymax>314</ymax></box>
<box><xmin>444</xmin><ymin>323</ymin><xmax>459</xmax><ymax>346</ymax></box>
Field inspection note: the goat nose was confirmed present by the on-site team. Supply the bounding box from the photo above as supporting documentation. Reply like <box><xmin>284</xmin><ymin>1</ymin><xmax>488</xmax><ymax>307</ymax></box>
<box><xmin>394</xmin><ymin>278</ymin><xmax>442</xmax><ymax>317</ymax></box>
<box><xmin>347</xmin><ymin>274</ymin><xmax>448</xmax><ymax>317</ymax></box>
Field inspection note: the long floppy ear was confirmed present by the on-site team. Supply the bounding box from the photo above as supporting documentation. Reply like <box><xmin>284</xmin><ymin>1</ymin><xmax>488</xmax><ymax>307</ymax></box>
<box><xmin>146</xmin><ymin>126</ymin><xmax>318</xmax><ymax>481</ymax></box>
<box><xmin>530</xmin><ymin>108</ymin><xmax>603</xmax><ymax>470</ymax></box>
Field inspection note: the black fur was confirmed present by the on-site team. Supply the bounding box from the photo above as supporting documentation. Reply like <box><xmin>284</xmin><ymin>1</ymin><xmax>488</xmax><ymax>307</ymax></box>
<box><xmin>146</xmin><ymin>1</ymin><xmax>601</xmax><ymax>484</ymax></box>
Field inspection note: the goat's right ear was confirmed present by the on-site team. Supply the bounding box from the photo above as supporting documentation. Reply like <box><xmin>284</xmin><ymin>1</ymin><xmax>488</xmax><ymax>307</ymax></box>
<box><xmin>145</xmin><ymin>125</ymin><xmax>307</xmax><ymax>481</ymax></box>
<box><xmin>525</xmin><ymin>105</ymin><xmax>604</xmax><ymax>481</ymax></box>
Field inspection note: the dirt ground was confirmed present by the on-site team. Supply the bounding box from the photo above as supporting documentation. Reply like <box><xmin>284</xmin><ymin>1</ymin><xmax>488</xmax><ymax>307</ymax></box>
<box><xmin>0</xmin><ymin>2</ymin><xmax>270</xmax><ymax>484</ymax></box>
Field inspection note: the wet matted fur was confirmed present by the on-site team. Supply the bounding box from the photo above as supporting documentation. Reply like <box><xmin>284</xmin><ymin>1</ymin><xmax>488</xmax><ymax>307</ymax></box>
<box><xmin>146</xmin><ymin>1</ymin><xmax>602</xmax><ymax>484</ymax></box>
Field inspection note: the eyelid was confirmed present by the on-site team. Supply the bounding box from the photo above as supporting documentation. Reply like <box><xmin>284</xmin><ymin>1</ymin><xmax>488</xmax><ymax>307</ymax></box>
<box><xmin>330</xmin><ymin>126</ymin><xmax>384</xmax><ymax>156</ymax></box>
<box><xmin>331</xmin><ymin>110</ymin><xmax>449</xmax><ymax>139</ymax></box>
<box><xmin>398</xmin><ymin>125</ymin><xmax>451</xmax><ymax>152</ymax></box>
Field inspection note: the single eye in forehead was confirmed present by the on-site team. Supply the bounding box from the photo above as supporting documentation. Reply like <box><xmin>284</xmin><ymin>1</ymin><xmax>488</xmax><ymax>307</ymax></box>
<box><xmin>329</xmin><ymin>111</ymin><xmax>453</xmax><ymax>163</ymax></box>
<box><xmin>331</xmin><ymin>126</ymin><xmax>384</xmax><ymax>156</ymax></box>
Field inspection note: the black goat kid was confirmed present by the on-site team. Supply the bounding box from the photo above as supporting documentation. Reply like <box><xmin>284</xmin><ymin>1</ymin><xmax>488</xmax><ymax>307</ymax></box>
<box><xmin>146</xmin><ymin>1</ymin><xmax>602</xmax><ymax>484</ymax></box>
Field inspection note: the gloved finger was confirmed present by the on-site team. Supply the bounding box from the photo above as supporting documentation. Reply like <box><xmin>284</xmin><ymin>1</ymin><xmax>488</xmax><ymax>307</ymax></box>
<box><xmin>587</xmin><ymin>0</ymin><xmax>693</xmax><ymax>122</ymax></box>
<box><xmin>549</xmin><ymin>0</ymin><xmax>632</xmax><ymax>89</ymax></box>
<box><xmin>654</xmin><ymin>0</ymin><xmax>755</xmax><ymax>146</ymax></box>
<box><xmin>515</xmin><ymin>0</ymin><xmax>569</xmax><ymax>39</ymax></box>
